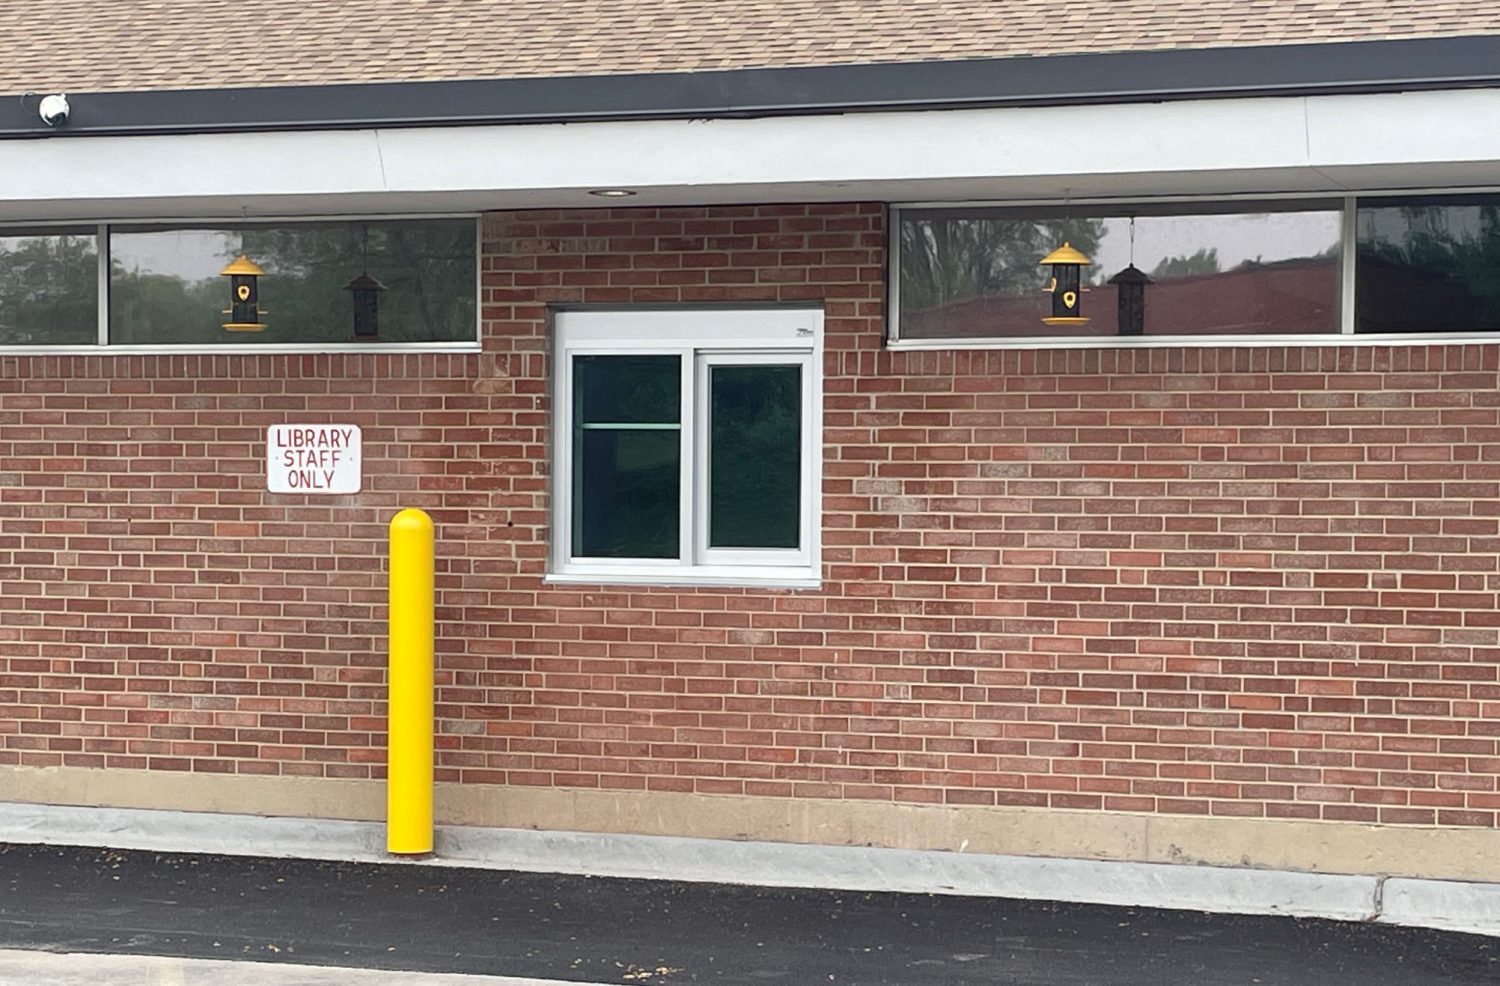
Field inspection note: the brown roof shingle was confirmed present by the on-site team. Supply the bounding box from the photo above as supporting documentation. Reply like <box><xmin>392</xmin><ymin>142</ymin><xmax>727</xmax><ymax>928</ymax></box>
<box><xmin>0</xmin><ymin>0</ymin><xmax>1496</xmax><ymax>95</ymax></box>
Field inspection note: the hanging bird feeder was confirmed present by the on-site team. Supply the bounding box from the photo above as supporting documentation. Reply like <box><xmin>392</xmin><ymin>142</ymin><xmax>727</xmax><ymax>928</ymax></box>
<box><xmin>1040</xmin><ymin>241</ymin><xmax>1091</xmax><ymax>327</ymax></box>
<box><xmin>220</xmin><ymin>254</ymin><xmax>268</xmax><ymax>332</ymax></box>
<box><xmin>1107</xmin><ymin>264</ymin><xmax>1153</xmax><ymax>337</ymax></box>
<box><xmin>346</xmin><ymin>271</ymin><xmax>386</xmax><ymax>339</ymax></box>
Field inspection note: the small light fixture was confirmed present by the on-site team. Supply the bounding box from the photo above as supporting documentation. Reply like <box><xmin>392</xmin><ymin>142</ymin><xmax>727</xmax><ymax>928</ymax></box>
<box><xmin>19</xmin><ymin>91</ymin><xmax>71</xmax><ymax>127</ymax></box>
<box><xmin>588</xmin><ymin>188</ymin><xmax>637</xmax><ymax>198</ymax></box>
<box><xmin>37</xmin><ymin>93</ymin><xmax>69</xmax><ymax>127</ymax></box>
<box><xmin>1039</xmin><ymin>241</ymin><xmax>1092</xmax><ymax>327</ymax></box>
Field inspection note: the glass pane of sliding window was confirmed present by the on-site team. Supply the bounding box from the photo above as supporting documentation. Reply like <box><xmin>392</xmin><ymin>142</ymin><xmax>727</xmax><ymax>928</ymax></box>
<box><xmin>1356</xmin><ymin>196</ymin><xmax>1500</xmax><ymax>334</ymax></box>
<box><xmin>573</xmin><ymin>355</ymin><xmax>681</xmax><ymax>559</ymax></box>
<box><xmin>108</xmin><ymin>218</ymin><xmax>475</xmax><ymax>345</ymax></box>
<box><xmin>899</xmin><ymin>205</ymin><xmax>1342</xmax><ymax>339</ymax></box>
<box><xmin>0</xmin><ymin>229</ymin><xmax>98</xmax><ymax>345</ymax></box>
<box><xmin>709</xmin><ymin>364</ymin><xmax>801</xmax><ymax>549</ymax></box>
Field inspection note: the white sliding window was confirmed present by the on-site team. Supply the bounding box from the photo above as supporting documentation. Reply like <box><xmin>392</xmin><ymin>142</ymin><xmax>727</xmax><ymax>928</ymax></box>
<box><xmin>551</xmin><ymin>308</ymin><xmax>822</xmax><ymax>587</ymax></box>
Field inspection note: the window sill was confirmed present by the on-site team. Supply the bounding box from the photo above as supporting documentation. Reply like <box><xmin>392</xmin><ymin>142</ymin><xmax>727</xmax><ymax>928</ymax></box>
<box><xmin>885</xmin><ymin>332</ymin><xmax>1500</xmax><ymax>351</ymax></box>
<box><xmin>0</xmin><ymin>342</ymin><xmax>482</xmax><ymax>356</ymax></box>
<box><xmin>545</xmin><ymin>567</ymin><xmax>821</xmax><ymax>590</ymax></box>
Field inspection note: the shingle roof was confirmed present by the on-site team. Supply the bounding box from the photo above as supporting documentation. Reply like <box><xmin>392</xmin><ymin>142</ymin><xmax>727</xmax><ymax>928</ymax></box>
<box><xmin>1</xmin><ymin>0</ymin><xmax>1496</xmax><ymax>96</ymax></box>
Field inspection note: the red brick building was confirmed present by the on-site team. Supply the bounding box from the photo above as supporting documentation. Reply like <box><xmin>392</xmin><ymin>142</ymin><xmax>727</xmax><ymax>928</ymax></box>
<box><xmin>4</xmin><ymin>1</ymin><xmax>1500</xmax><ymax>903</ymax></box>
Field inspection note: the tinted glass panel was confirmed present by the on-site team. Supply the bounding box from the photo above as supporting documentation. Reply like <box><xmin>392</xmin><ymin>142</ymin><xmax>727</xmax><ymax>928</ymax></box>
<box><xmin>899</xmin><ymin>206</ymin><xmax>1341</xmax><ymax>339</ymax></box>
<box><xmin>0</xmin><ymin>230</ymin><xmax>98</xmax><ymax>346</ymax></box>
<box><xmin>573</xmin><ymin>354</ymin><xmax>682</xmax><ymax>559</ymax></box>
<box><xmin>109</xmin><ymin>219</ymin><xmax>475</xmax><ymax>345</ymax></box>
<box><xmin>574</xmin><ymin>354</ymin><xmax>680</xmax><ymax>425</ymax></box>
<box><xmin>1356</xmin><ymin>197</ymin><xmax>1500</xmax><ymax>334</ymax></box>
<box><xmin>709</xmin><ymin>364</ymin><xmax>801</xmax><ymax>549</ymax></box>
<box><xmin>575</xmin><ymin>430</ymin><xmax>680</xmax><ymax>558</ymax></box>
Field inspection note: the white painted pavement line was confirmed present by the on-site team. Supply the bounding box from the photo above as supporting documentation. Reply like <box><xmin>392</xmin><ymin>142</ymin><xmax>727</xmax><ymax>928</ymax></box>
<box><xmin>0</xmin><ymin>950</ymin><xmax>616</xmax><ymax>986</ymax></box>
<box><xmin>1</xmin><ymin>801</ymin><xmax>1497</xmax><ymax>937</ymax></box>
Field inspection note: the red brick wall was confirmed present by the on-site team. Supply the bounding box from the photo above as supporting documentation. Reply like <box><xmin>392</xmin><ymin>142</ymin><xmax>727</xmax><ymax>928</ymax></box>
<box><xmin>3</xmin><ymin>203</ymin><xmax>1500</xmax><ymax>829</ymax></box>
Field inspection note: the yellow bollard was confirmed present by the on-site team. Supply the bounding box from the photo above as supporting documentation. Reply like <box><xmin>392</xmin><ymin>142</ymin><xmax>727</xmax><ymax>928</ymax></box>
<box><xmin>387</xmin><ymin>507</ymin><xmax>434</xmax><ymax>855</ymax></box>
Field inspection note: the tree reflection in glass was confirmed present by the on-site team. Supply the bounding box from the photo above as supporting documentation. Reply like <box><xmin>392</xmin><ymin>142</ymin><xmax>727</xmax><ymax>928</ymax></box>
<box><xmin>899</xmin><ymin>207</ymin><xmax>1341</xmax><ymax>339</ymax></box>
<box><xmin>0</xmin><ymin>231</ymin><xmax>99</xmax><ymax>346</ymax></box>
<box><xmin>109</xmin><ymin>219</ymin><xmax>476</xmax><ymax>345</ymax></box>
<box><xmin>1357</xmin><ymin>199</ymin><xmax>1500</xmax><ymax>334</ymax></box>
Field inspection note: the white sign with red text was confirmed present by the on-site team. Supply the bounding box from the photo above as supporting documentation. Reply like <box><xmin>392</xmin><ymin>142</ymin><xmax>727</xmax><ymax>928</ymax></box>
<box><xmin>267</xmin><ymin>424</ymin><xmax>362</xmax><ymax>494</ymax></box>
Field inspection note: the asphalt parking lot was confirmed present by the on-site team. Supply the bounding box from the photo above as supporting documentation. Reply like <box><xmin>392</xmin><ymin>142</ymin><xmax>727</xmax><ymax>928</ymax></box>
<box><xmin>1</xmin><ymin>843</ymin><xmax>1496</xmax><ymax>985</ymax></box>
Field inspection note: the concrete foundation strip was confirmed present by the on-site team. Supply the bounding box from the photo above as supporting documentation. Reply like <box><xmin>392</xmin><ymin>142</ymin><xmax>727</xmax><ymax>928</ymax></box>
<box><xmin>0</xmin><ymin>802</ymin><xmax>1495</xmax><ymax>938</ymax></box>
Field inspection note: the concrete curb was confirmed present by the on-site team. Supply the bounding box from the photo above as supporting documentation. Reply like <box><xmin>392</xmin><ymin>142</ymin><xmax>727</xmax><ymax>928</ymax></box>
<box><xmin>0</xmin><ymin>802</ymin><xmax>1494</xmax><ymax>936</ymax></box>
<box><xmin>1380</xmin><ymin>878</ymin><xmax>1500</xmax><ymax>937</ymax></box>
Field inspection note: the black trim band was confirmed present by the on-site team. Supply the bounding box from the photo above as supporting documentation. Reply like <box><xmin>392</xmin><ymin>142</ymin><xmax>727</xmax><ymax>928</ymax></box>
<box><xmin>2</xmin><ymin>35</ymin><xmax>1497</xmax><ymax>138</ymax></box>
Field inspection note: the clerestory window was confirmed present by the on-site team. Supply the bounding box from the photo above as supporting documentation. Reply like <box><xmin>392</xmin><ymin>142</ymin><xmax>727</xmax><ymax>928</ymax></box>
<box><xmin>0</xmin><ymin>216</ymin><xmax>477</xmax><ymax>349</ymax></box>
<box><xmin>891</xmin><ymin>192</ymin><xmax>1500</xmax><ymax>346</ymax></box>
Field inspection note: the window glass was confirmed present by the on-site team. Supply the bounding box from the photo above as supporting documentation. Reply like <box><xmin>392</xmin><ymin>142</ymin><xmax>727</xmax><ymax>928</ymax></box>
<box><xmin>898</xmin><ymin>205</ymin><xmax>1342</xmax><ymax>339</ymax></box>
<box><xmin>108</xmin><ymin>218</ymin><xmax>475</xmax><ymax>345</ymax></box>
<box><xmin>572</xmin><ymin>355</ymin><xmax>681</xmax><ymax>559</ymax></box>
<box><xmin>0</xmin><ymin>229</ymin><xmax>98</xmax><ymax>345</ymax></box>
<box><xmin>575</xmin><ymin>354</ymin><xmax>680</xmax><ymax>424</ymax></box>
<box><xmin>1356</xmin><ymin>196</ymin><xmax>1500</xmax><ymax>334</ymax></box>
<box><xmin>709</xmin><ymin>364</ymin><xmax>801</xmax><ymax>549</ymax></box>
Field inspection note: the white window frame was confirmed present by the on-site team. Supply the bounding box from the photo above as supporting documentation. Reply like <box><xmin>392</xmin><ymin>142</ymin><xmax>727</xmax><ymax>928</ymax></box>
<box><xmin>550</xmin><ymin>308</ymin><xmax>823</xmax><ymax>589</ymax></box>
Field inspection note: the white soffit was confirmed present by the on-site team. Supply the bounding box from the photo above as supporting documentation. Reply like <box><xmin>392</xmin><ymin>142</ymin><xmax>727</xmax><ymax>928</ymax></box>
<box><xmin>2</xmin><ymin>88</ymin><xmax>1499</xmax><ymax>220</ymax></box>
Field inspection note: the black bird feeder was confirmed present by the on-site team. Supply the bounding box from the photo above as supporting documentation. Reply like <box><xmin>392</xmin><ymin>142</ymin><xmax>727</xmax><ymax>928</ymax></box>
<box><xmin>1107</xmin><ymin>264</ymin><xmax>1153</xmax><ymax>336</ymax></box>
<box><xmin>346</xmin><ymin>272</ymin><xmax>386</xmax><ymax>339</ymax></box>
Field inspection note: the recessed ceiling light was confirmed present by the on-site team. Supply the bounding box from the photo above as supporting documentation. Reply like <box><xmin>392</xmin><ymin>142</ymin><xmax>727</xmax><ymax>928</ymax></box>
<box><xmin>588</xmin><ymin>188</ymin><xmax>637</xmax><ymax>198</ymax></box>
